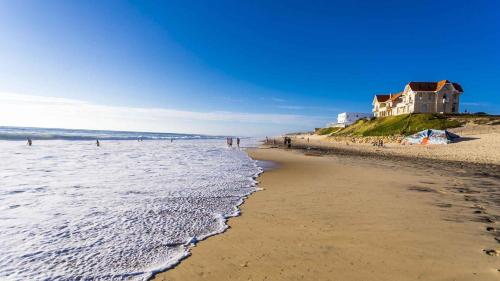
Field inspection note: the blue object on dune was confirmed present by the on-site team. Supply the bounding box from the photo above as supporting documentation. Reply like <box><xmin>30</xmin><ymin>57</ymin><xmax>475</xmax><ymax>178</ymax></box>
<box><xmin>404</xmin><ymin>129</ymin><xmax>460</xmax><ymax>145</ymax></box>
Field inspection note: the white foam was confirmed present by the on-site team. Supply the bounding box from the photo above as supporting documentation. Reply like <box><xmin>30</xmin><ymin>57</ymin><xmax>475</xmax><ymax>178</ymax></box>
<box><xmin>0</xmin><ymin>139</ymin><xmax>261</xmax><ymax>280</ymax></box>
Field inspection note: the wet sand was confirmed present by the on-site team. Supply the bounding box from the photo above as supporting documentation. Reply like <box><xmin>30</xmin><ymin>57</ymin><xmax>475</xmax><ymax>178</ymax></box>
<box><xmin>153</xmin><ymin>148</ymin><xmax>500</xmax><ymax>281</ymax></box>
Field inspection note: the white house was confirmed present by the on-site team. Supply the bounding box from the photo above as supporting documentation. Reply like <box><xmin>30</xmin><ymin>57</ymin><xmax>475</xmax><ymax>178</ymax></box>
<box><xmin>373</xmin><ymin>80</ymin><xmax>464</xmax><ymax>117</ymax></box>
<box><xmin>327</xmin><ymin>112</ymin><xmax>372</xmax><ymax>127</ymax></box>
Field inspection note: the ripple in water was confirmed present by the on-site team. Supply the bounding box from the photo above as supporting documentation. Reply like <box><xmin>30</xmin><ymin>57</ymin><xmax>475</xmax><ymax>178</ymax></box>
<box><xmin>0</xmin><ymin>139</ymin><xmax>261</xmax><ymax>280</ymax></box>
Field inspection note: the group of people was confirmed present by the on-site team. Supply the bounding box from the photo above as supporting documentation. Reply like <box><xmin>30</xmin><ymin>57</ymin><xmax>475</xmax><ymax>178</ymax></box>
<box><xmin>27</xmin><ymin>137</ymin><xmax>101</xmax><ymax>147</ymax></box>
<box><xmin>283</xmin><ymin>136</ymin><xmax>292</xmax><ymax>148</ymax></box>
<box><xmin>372</xmin><ymin>139</ymin><xmax>384</xmax><ymax>147</ymax></box>
<box><xmin>265</xmin><ymin>136</ymin><xmax>277</xmax><ymax>145</ymax></box>
<box><xmin>26</xmin><ymin>136</ymin><xmax>241</xmax><ymax>148</ymax></box>
<box><xmin>226</xmin><ymin>137</ymin><xmax>240</xmax><ymax>148</ymax></box>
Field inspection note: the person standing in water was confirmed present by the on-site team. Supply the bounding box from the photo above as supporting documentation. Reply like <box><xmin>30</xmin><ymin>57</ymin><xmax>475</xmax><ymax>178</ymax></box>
<box><xmin>236</xmin><ymin>137</ymin><xmax>240</xmax><ymax>148</ymax></box>
<box><xmin>96</xmin><ymin>139</ymin><xmax>100</xmax><ymax>147</ymax></box>
<box><xmin>27</xmin><ymin>137</ymin><xmax>32</xmax><ymax>146</ymax></box>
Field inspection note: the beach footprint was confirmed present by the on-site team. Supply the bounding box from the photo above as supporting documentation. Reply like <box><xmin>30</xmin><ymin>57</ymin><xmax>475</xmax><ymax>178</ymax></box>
<box><xmin>483</xmin><ymin>249</ymin><xmax>499</xmax><ymax>256</ymax></box>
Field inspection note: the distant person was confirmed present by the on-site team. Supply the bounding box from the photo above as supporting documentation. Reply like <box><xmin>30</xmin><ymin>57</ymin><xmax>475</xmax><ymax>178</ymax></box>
<box><xmin>27</xmin><ymin>138</ymin><xmax>32</xmax><ymax>146</ymax></box>
<box><xmin>265</xmin><ymin>136</ymin><xmax>268</xmax><ymax>144</ymax></box>
<box><xmin>377</xmin><ymin>139</ymin><xmax>383</xmax><ymax>147</ymax></box>
<box><xmin>96</xmin><ymin>139</ymin><xmax>100</xmax><ymax>147</ymax></box>
<box><xmin>237</xmin><ymin>137</ymin><xmax>240</xmax><ymax>148</ymax></box>
<box><xmin>229</xmin><ymin>137</ymin><xmax>233</xmax><ymax>147</ymax></box>
<box><xmin>171</xmin><ymin>138</ymin><xmax>173</xmax><ymax>143</ymax></box>
<box><xmin>307</xmin><ymin>137</ymin><xmax>310</xmax><ymax>143</ymax></box>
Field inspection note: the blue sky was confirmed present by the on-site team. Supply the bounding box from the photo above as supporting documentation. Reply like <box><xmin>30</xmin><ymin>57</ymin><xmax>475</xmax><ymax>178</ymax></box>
<box><xmin>0</xmin><ymin>0</ymin><xmax>498</xmax><ymax>136</ymax></box>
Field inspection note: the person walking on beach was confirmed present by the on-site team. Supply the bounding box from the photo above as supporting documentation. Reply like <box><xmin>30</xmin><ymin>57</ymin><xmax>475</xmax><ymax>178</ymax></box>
<box><xmin>236</xmin><ymin>137</ymin><xmax>240</xmax><ymax>148</ymax></box>
<box><xmin>283</xmin><ymin>137</ymin><xmax>291</xmax><ymax>148</ymax></box>
<box><xmin>96</xmin><ymin>139</ymin><xmax>100</xmax><ymax>147</ymax></box>
<box><xmin>27</xmin><ymin>137</ymin><xmax>32</xmax><ymax>146</ymax></box>
<box><xmin>377</xmin><ymin>139</ymin><xmax>383</xmax><ymax>147</ymax></box>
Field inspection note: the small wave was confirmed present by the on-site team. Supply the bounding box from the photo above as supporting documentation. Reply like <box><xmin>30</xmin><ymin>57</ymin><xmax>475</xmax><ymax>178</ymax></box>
<box><xmin>0</xmin><ymin>139</ymin><xmax>261</xmax><ymax>280</ymax></box>
<box><xmin>0</xmin><ymin>126</ymin><xmax>224</xmax><ymax>141</ymax></box>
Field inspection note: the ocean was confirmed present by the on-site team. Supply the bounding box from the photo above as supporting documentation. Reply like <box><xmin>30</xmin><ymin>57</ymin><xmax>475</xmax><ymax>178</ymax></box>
<box><xmin>0</xmin><ymin>127</ymin><xmax>261</xmax><ymax>280</ymax></box>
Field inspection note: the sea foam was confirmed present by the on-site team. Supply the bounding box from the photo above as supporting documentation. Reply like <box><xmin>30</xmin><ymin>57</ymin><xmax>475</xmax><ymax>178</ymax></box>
<box><xmin>0</xmin><ymin>139</ymin><xmax>261</xmax><ymax>280</ymax></box>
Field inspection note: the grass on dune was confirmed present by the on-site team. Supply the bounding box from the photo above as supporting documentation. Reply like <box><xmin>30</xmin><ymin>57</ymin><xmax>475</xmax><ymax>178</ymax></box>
<box><xmin>316</xmin><ymin>127</ymin><xmax>342</xmax><ymax>135</ymax></box>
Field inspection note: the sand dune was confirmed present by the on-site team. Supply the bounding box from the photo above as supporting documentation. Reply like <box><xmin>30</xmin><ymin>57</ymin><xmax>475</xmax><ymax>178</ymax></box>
<box><xmin>286</xmin><ymin>125</ymin><xmax>500</xmax><ymax>165</ymax></box>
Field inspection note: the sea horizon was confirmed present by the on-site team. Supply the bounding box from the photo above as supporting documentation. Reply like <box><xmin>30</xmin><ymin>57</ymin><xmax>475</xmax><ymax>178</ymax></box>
<box><xmin>0</xmin><ymin>126</ymin><xmax>233</xmax><ymax>141</ymax></box>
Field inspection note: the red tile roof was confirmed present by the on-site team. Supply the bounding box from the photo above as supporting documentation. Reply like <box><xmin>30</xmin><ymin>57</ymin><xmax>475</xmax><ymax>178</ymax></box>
<box><xmin>389</xmin><ymin>92</ymin><xmax>403</xmax><ymax>101</ymax></box>
<box><xmin>452</xmin><ymin>82</ymin><xmax>464</xmax><ymax>92</ymax></box>
<box><xmin>375</xmin><ymin>95</ymin><xmax>390</xmax><ymax>102</ymax></box>
<box><xmin>375</xmin><ymin>92</ymin><xmax>402</xmax><ymax>103</ymax></box>
<box><xmin>409</xmin><ymin>80</ymin><xmax>463</xmax><ymax>92</ymax></box>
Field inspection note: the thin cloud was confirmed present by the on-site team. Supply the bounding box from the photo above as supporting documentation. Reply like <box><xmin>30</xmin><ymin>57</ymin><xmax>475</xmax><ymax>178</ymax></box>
<box><xmin>277</xmin><ymin>105</ymin><xmax>305</xmax><ymax>110</ymax></box>
<box><xmin>277</xmin><ymin>104</ymin><xmax>340</xmax><ymax>112</ymax></box>
<box><xmin>0</xmin><ymin>93</ymin><xmax>330</xmax><ymax>135</ymax></box>
<box><xmin>462</xmin><ymin>102</ymin><xmax>485</xmax><ymax>107</ymax></box>
<box><xmin>259</xmin><ymin>97</ymin><xmax>286</xmax><ymax>103</ymax></box>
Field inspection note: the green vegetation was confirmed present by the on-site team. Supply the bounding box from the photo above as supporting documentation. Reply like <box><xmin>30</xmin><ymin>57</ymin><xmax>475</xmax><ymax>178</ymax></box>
<box><xmin>315</xmin><ymin>127</ymin><xmax>342</xmax><ymax>135</ymax></box>
<box><xmin>316</xmin><ymin>113</ymin><xmax>500</xmax><ymax>137</ymax></box>
<box><xmin>321</xmin><ymin>114</ymin><xmax>463</xmax><ymax>137</ymax></box>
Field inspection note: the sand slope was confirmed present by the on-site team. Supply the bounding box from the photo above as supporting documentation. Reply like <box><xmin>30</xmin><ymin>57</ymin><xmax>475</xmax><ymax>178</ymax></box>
<box><xmin>154</xmin><ymin>148</ymin><xmax>500</xmax><ymax>281</ymax></box>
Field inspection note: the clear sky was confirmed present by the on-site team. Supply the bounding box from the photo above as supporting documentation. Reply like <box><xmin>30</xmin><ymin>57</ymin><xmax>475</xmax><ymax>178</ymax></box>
<box><xmin>0</xmin><ymin>0</ymin><xmax>498</xmax><ymax>136</ymax></box>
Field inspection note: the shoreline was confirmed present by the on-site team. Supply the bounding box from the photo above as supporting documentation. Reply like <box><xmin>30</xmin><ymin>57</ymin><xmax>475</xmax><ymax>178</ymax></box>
<box><xmin>147</xmin><ymin>150</ymin><xmax>265</xmax><ymax>280</ymax></box>
<box><xmin>153</xmin><ymin>146</ymin><xmax>500</xmax><ymax>281</ymax></box>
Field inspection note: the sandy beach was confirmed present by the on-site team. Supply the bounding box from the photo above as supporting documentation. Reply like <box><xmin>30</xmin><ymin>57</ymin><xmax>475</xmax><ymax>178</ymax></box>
<box><xmin>154</xmin><ymin>147</ymin><xmax>500</xmax><ymax>281</ymax></box>
<box><xmin>288</xmin><ymin>125</ymin><xmax>500</xmax><ymax>165</ymax></box>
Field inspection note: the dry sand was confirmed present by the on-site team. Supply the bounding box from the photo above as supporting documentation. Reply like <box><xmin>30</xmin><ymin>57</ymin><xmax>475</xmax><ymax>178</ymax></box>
<box><xmin>154</xmin><ymin>148</ymin><xmax>500</xmax><ymax>281</ymax></box>
<box><xmin>288</xmin><ymin>125</ymin><xmax>500</xmax><ymax>165</ymax></box>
